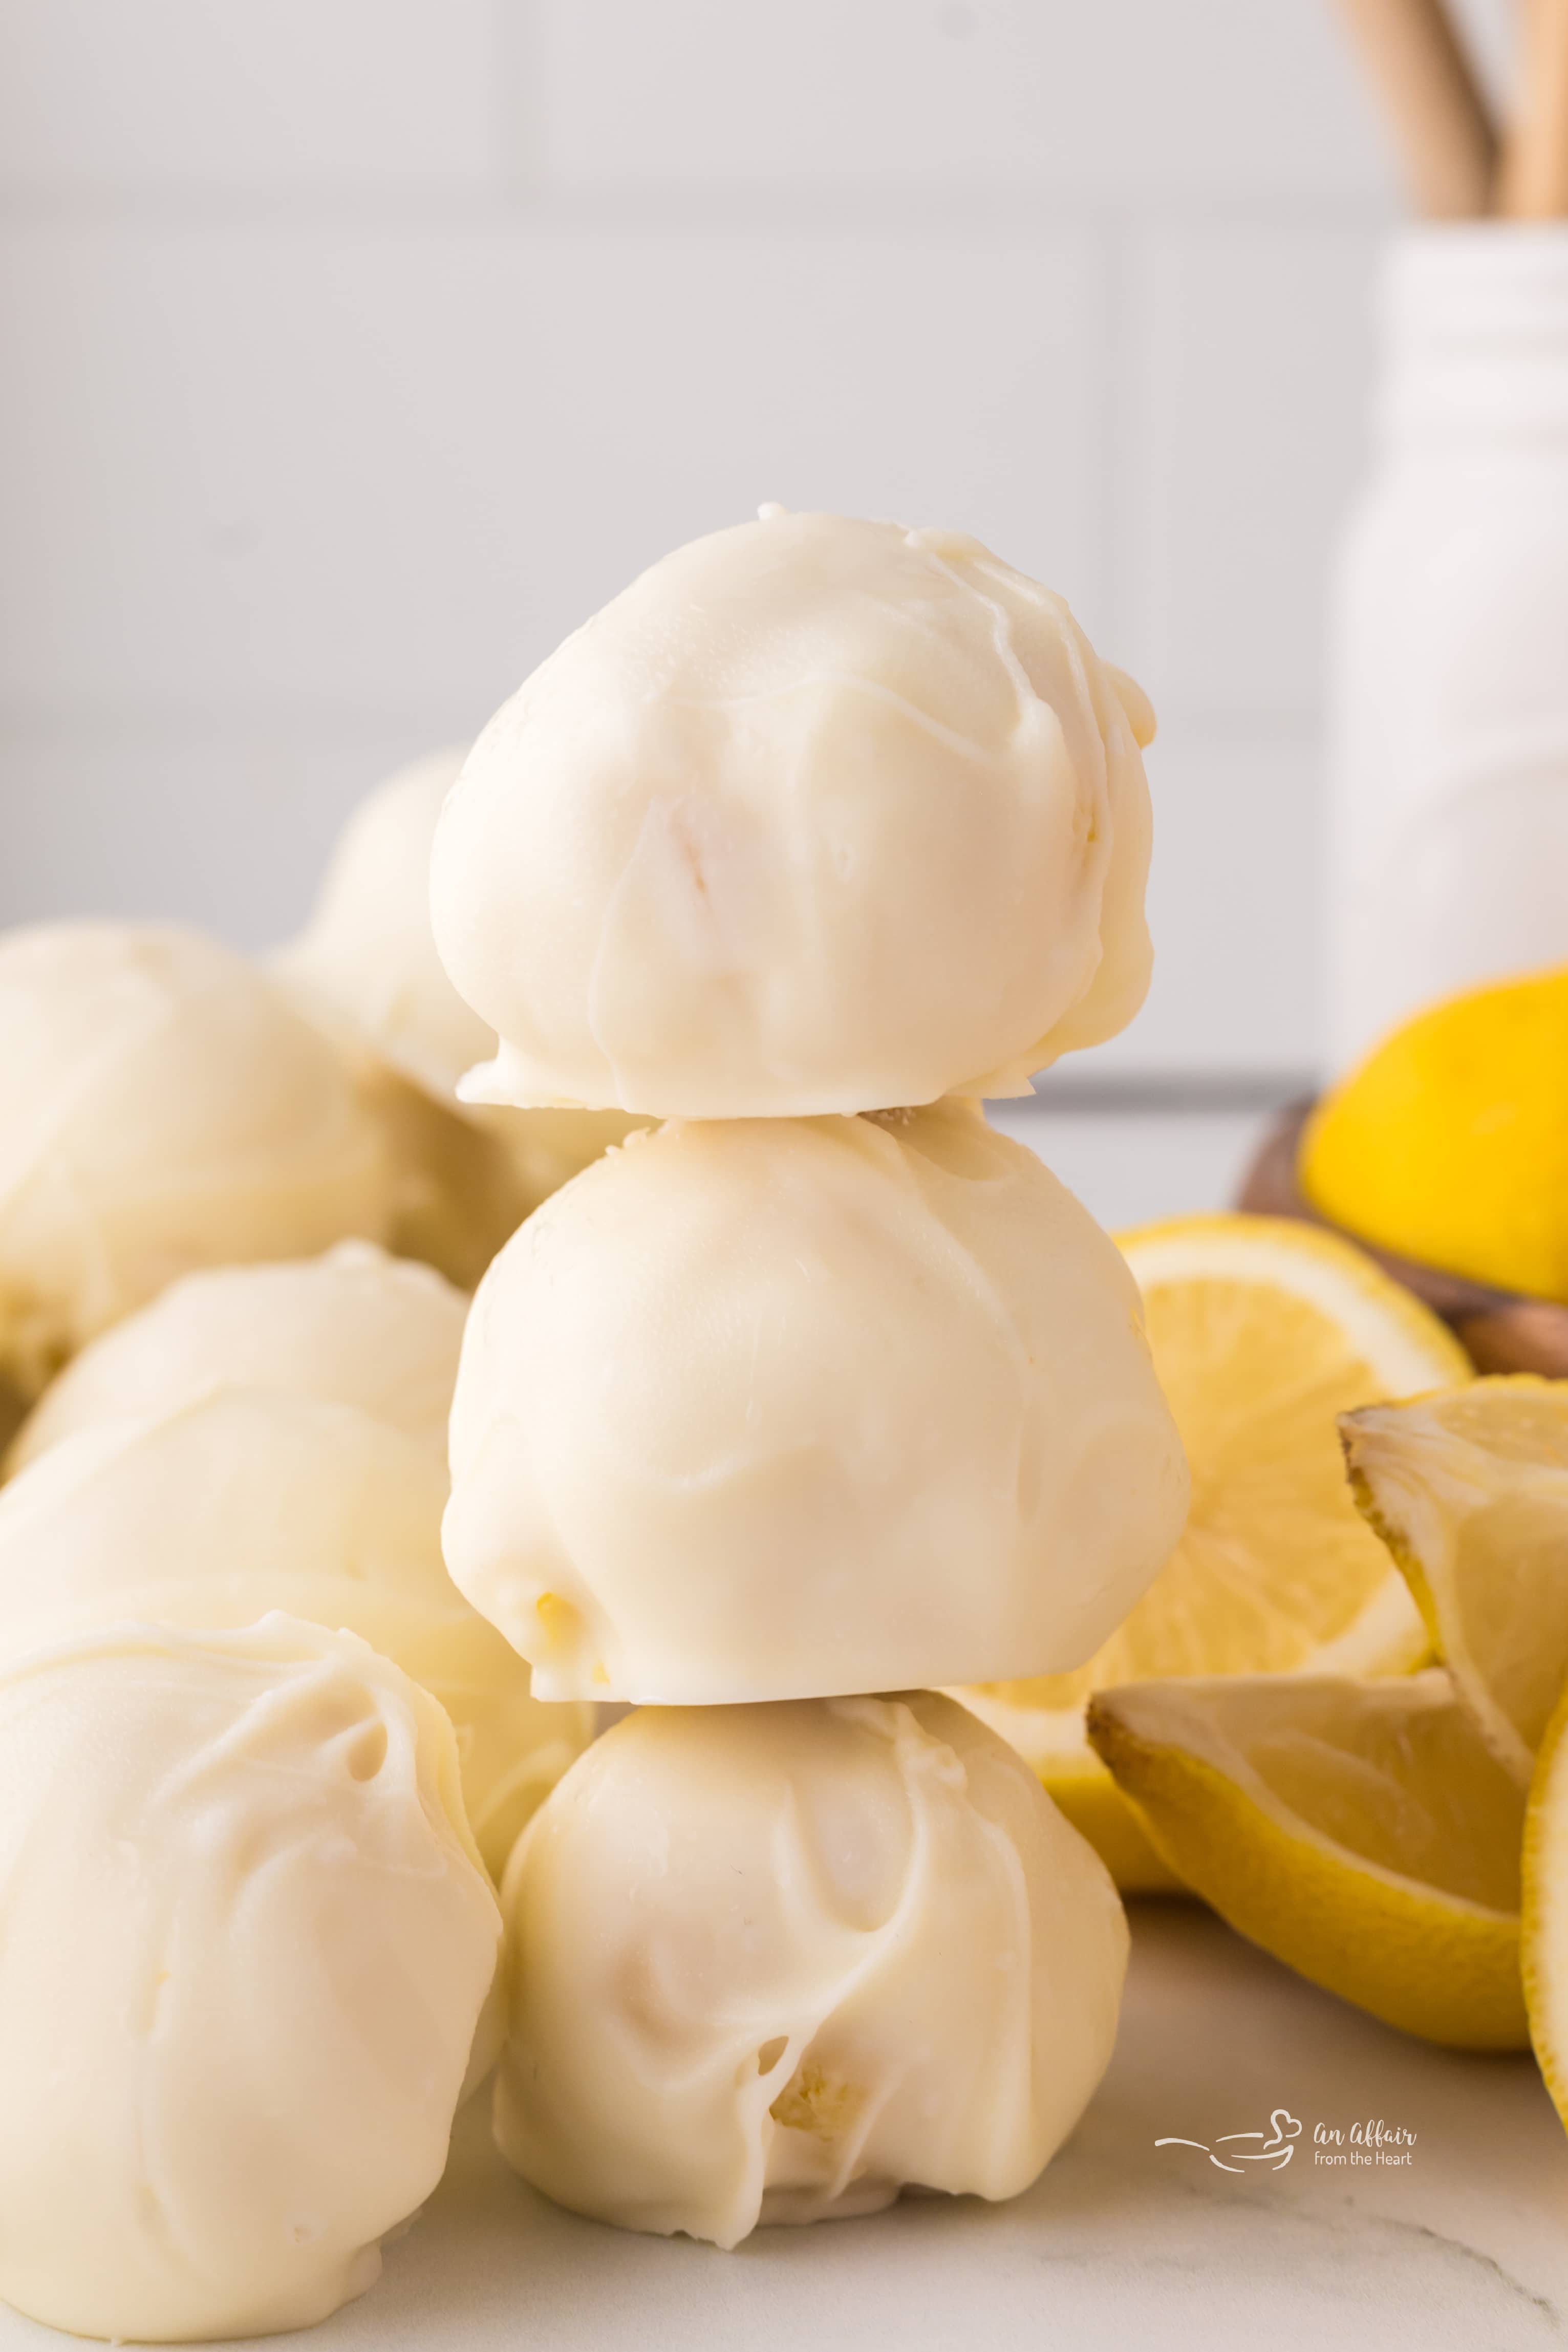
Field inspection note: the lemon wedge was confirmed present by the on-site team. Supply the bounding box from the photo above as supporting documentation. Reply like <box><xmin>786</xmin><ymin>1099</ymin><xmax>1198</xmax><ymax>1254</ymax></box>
<box><xmin>1343</xmin><ymin>1376</ymin><xmax>1568</xmax><ymax>1788</ymax></box>
<box><xmin>1523</xmin><ymin>1680</ymin><xmax>1568</xmax><ymax>2127</ymax></box>
<box><xmin>957</xmin><ymin>1215</ymin><xmax>1470</xmax><ymax>1891</ymax></box>
<box><xmin>1302</xmin><ymin>964</ymin><xmax>1568</xmax><ymax>1301</ymax></box>
<box><xmin>1088</xmin><ymin>1670</ymin><xmax>1528</xmax><ymax>2049</ymax></box>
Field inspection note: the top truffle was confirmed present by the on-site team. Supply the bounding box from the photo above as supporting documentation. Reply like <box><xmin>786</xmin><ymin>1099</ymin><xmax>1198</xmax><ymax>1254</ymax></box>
<box><xmin>431</xmin><ymin>511</ymin><xmax>1156</xmax><ymax>1119</ymax></box>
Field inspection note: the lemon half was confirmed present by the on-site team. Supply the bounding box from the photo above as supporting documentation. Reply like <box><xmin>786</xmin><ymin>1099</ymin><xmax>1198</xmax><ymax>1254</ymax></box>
<box><xmin>958</xmin><ymin>1215</ymin><xmax>1470</xmax><ymax>1889</ymax></box>
<box><xmin>1089</xmin><ymin>1670</ymin><xmax>1528</xmax><ymax>2049</ymax></box>
<box><xmin>1302</xmin><ymin>964</ymin><xmax>1568</xmax><ymax>1302</ymax></box>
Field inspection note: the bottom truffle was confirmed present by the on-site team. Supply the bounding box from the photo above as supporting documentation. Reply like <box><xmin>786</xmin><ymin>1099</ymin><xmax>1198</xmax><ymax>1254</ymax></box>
<box><xmin>495</xmin><ymin>1691</ymin><xmax>1127</xmax><ymax>2248</ymax></box>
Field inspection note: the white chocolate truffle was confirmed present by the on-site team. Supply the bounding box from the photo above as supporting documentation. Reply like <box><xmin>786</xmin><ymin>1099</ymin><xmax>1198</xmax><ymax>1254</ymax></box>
<box><xmin>281</xmin><ymin>750</ymin><xmax>492</xmax><ymax>1105</ymax></box>
<box><xmin>0</xmin><ymin>1616</ymin><xmax>501</xmax><ymax>2343</ymax></box>
<box><xmin>277</xmin><ymin>755</ymin><xmax>644</xmax><ymax>1283</ymax></box>
<box><xmin>0</xmin><ymin>923</ymin><xmax>391</xmax><ymax>1402</ymax></box>
<box><xmin>431</xmin><ymin>511</ymin><xmax>1156</xmax><ymax>1119</ymax></box>
<box><xmin>7</xmin><ymin>1240</ymin><xmax>465</xmax><ymax>1476</ymax></box>
<box><xmin>0</xmin><ymin>1390</ymin><xmax>593</xmax><ymax>1875</ymax></box>
<box><xmin>444</xmin><ymin>1102</ymin><xmax>1188</xmax><ymax>1702</ymax></box>
<box><xmin>495</xmin><ymin>1692</ymin><xmax>1127</xmax><ymax>2247</ymax></box>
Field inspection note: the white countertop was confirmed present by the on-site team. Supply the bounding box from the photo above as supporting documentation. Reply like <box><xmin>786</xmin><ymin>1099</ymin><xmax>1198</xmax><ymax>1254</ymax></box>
<box><xmin>5</xmin><ymin>1902</ymin><xmax>1560</xmax><ymax>2352</ymax></box>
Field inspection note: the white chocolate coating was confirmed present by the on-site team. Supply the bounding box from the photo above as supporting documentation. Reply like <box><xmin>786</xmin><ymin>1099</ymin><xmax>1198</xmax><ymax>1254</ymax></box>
<box><xmin>0</xmin><ymin>1615</ymin><xmax>501</xmax><ymax>2343</ymax></box>
<box><xmin>0</xmin><ymin>923</ymin><xmax>391</xmax><ymax>1401</ymax></box>
<box><xmin>431</xmin><ymin>511</ymin><xmax>1156</xmax><ymax>1119</ymax></box>
<box><xmin>444</xmin><ymin>1102</ymin><xmax>1188</xmax><ymax>1702</ymax></box>
<box><xmin>495</xmin><ymin>1692</ymin><xmax>1127</xmax><ymax>2247</ymax></box>
<box><xmin>7</xmin><ymin>1241</ymin><xmax>466</xmax><ymax>1476</ymax></box>
<box><xmin>277</xmin><ymin>756</ymin><xmax>644</xmax><ymax>1280</ymax></box>
<box><xmin>0</xmin><ymin>1390</ymin><xmax>593</xmax><ymax>1875</ymax></box>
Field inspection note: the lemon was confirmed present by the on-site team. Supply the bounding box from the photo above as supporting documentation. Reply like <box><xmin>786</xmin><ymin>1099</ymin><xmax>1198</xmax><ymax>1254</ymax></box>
<box><xmin>1088</xmin><ymin>1670</ymin><xmax>1528</xmax><ymax>2049</ymax></box>
<box><xmin>1523</xmin><ymin>1680</ymin><xmax>1568</xmax><ymax>2126</ymax></box>
<box><xmin>1343</xmin><ymin>1376</ymin><xmax>1568</xmax><ymax>1788</ymax></box>
<box><xmin>956</xmin><ymin>1215</ymin><xmax>1470</xmax><ymax>1891</ymax></box>
<box><xmin>1302</xmin><ymin>964</ymin><xmax>1568</xmax><ymax>1302</ymax></box>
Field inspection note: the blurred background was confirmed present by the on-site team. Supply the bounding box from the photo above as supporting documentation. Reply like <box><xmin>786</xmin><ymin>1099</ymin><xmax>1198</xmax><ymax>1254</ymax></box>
<box><xmin>0</xmin><ymin>0</ymin><xmax>1517</xmax><ymax>1211</ymax></box>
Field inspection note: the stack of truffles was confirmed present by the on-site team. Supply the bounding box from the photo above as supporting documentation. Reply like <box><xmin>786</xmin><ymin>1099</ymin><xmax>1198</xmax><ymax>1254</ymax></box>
<box><xmin>0</xmin><ymin>508</ymin><xmax>1189</xmax><ymax>2348</ymax></box>
<box><xmin>429</xmin><ymin>509</ymin><xmax>1191</xmax><ymax>2244</ymax></box>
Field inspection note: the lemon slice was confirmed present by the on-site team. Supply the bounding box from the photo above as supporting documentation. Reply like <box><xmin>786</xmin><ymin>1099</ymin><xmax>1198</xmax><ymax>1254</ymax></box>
<box><xmin>1088</xmin><ymin>1670</ymin><xmax>1528</xmax><ymax>2049</ymax></box>
<box><xmin>957</xmin><ymin>1215</ymin><xmax>1470</xmax><ymax>1890</ymax></box>
<box><xmin>1344</xmin><ymin>1376</ymin><xmax>1568</xmax><ymax>1788</ymax></box>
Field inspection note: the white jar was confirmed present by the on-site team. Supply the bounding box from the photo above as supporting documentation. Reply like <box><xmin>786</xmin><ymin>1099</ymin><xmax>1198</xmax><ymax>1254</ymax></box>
<box><xmin>1327</xmin><ymin>225</ymin><xmax>1568</xmax><ymax>1073</ymax></box>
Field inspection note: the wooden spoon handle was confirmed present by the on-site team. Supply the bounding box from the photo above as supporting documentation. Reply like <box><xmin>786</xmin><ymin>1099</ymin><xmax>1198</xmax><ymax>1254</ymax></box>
<box><xmin>1332</xmin><ymin>0</ymin><xmax>1497</xmax><ymax>217</ymax></box>
<box><xmin>1498</xmin><ymin>0</ymin><xmax>1568</xmax><ymax>218</ymax></box>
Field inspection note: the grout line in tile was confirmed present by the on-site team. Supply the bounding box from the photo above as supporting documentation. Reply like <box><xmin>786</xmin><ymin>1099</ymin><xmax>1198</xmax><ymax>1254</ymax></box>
<box><xmin>0</xmin><ymin>180</ymin><xmax>1400</xmax><ymax>242</ymax></box>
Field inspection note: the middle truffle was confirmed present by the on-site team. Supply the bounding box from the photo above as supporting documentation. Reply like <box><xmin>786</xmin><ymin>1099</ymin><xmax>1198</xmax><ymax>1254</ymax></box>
<box><xmin>443</xmin><ymin>1101</ymin><xmax>1187</xmax><ymax>1702</ymax></box>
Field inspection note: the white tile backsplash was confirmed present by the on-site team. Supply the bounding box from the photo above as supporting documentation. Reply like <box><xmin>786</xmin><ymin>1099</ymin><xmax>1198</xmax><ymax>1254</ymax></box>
<box><xmin>0</xmin><ymin>726</ymin><xmax>427</xmax><ymax>948</ymax></box>
<box><xmin>0</xmin><ymin>220</ymin><xmax>1108</xmax><ymax>717</ymax></box>
<box><xmin>533</xmin><ymin>0</ymin><xmax>1393</xmax><ymax>199</ymax></box>
<box><xmin>986</xmin><ymin>1101</ymin><xmax>1271</xmax><ymax>1230</ymax></box>
<box><xmin>1094</xmin><ymin>733</ymin><xmax>1323</xmax><ymax>1075</ymax></box>
<box><xmin>0</xmin><ymin>0</ymin><xmax>1465</xmax><ymax>1080</ymax></box>
<box><xmin>1121</xmin><ymin>223</ymin><xmax>1383</xmax><ymax>725</ymax></box>
<box><xmin>0</xmin><ymin>0</ymin><xmax>502</xmax><ymax>190</ymax></box>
